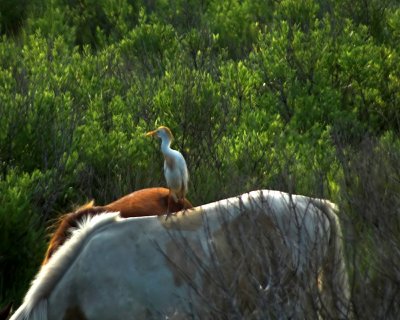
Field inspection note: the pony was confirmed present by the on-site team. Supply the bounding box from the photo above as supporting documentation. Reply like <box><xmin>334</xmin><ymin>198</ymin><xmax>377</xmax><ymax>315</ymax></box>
<box><xmin>42</xmin><ymin>187</ymin><xmax>193</xmax><ymax>265</ymax></box>
<box><xmin>11</xmin><ymin>190</ymin><xmax>351</xmax><ymax>320</ymax></box>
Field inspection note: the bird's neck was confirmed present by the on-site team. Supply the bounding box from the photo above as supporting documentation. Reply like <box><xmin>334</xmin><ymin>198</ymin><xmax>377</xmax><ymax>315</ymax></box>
<box><xmin>160</xmin><ymin>138</ymin><xmax>173</xmax><ymax>155</ymax></box>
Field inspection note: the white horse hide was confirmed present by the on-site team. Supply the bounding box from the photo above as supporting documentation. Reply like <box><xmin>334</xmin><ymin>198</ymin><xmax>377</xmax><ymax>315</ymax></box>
<box><xmin>11</xmin><ymin>190</ymin><xmax>351</xmax><ymax>320</ymax></box>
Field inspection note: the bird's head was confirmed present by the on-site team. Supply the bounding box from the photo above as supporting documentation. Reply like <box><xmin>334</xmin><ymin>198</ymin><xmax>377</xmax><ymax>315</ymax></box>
<box><xmin>146</xmin><ymin>126</ymin><xmax>174</xmax><ymax>142</ymax></box>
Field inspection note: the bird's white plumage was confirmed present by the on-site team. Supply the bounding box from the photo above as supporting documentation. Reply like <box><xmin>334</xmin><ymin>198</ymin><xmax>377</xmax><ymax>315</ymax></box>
<box><xmin>163</xmin><ymin>149</ymin><xmax>188</xmax><ymax>201</ymax></box>
<box><xmin>147</xmin><ymin>126</ymin><xmax>189</xmax><ymax>202</ymax></box>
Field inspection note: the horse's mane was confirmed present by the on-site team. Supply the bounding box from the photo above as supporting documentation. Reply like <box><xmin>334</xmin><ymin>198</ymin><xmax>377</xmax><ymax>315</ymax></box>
<box><xmin>11</xmin><ymin>212</ymin><xmax>120</xmax><ymax>320</ymax></box>
<box><xmin>43</xmin><ymin>201</ymin><xmax>109</xmax><ymax>265</ymax></box>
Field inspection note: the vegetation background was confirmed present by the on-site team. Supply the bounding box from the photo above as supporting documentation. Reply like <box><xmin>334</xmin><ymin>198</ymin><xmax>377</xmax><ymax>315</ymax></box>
<box><xmin>0</xmin><ymin>0</ymin><xmax>399</xmax><ymax>318</ymax></box>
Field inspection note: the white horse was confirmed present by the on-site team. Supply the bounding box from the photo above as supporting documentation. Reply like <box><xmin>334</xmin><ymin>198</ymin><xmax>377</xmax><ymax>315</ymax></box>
<box><xmin>11</xmin><ymin>190</ymin><xmax>351</xmax><ymax>319</ymax></box>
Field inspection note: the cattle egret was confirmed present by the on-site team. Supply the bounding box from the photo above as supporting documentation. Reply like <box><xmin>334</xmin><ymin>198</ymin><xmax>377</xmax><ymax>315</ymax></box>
<box><xmin>146</xmin><ymin>126</ymin><xmax>189</xmax><ymax>216</ymax></box>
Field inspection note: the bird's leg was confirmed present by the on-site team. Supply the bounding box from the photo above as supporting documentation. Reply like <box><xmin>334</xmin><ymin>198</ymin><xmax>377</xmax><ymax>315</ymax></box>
<box><xmin>181</xmin><ymin>197</ymin><xmax>188</xmax><ymax>215</ymax></box>
<box><xmin>165</xmin><ymin>192</ymin><xmax>171</xmax><ymax>220</ymax></box>
<box><xmin>165</xmin><ymin>190</ymin><xmax>175</xmax><ymax>220</ymax></box>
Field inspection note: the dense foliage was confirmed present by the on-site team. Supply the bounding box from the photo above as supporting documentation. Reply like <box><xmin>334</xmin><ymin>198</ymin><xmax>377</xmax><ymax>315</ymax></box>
<box><xmin>1</xmin><ymin>0</ymin><xmax>399</xmax><ymax>317</ymax></box>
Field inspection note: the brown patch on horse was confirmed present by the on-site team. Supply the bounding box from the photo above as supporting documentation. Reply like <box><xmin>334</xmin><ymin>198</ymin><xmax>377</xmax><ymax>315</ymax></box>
<box><xmin>42</xmin><ymin>187</ymin><xmax>194</xmax><ymax>265</ymax></box>
<box><xmin>104</xmin><ymin>187</ymin><xmax>192</xmax><ymax>218</ymax></box>
<box><xmin>63</xmin><ymin>305</ymin><xmax>87</xmax><ymax>320</ymax></box>
<box><xmin>164</xmin><ymin>238</ymin><xmax>206</xmax><ymax>287</ymax></box>
<box><xmin>203</xmin><ymin>209</ymin><xmax>290</xmax><ymax>315</ymax></box>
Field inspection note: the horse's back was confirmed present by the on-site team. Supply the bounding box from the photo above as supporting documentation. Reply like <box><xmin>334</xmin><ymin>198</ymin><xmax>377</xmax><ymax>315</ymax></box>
<box><xmin>13</xmin><ymin>190</ymin><xmax>350</xmax><ymax>319</ymax></box>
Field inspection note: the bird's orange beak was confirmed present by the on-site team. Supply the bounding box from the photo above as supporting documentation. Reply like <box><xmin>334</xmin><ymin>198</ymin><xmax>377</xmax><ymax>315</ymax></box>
<box><xmin>145</xmin><ymin>130</ymin><xmax>156</xmax><ymax>137</ymax></box>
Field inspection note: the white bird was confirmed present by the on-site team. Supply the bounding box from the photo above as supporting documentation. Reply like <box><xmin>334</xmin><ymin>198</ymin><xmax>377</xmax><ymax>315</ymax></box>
<box><xmin>146</xmin><ymin>126</ymin><xmax>189</xmax><ymax>215</ymax></box>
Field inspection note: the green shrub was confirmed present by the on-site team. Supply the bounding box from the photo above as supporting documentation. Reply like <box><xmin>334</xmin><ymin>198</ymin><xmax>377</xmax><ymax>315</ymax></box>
<box><xmin>1</xmin><ymin>0</ymin><xmax>400</xmax><ymax>316</ymax></box>
<box><xmin>0</xmin><ymin>170</ymin><xmax>46</xmax><ymax>305</ymax></box>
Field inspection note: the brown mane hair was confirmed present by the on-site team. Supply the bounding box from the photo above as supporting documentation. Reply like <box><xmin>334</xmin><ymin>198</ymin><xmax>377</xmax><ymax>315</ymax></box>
<box><xmin>42</xmin><ymin>187</ymin><xmax>192</xmax><ymax>265</ymax></box>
